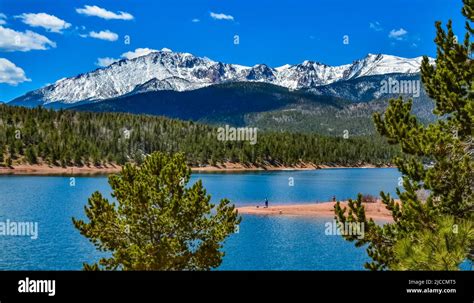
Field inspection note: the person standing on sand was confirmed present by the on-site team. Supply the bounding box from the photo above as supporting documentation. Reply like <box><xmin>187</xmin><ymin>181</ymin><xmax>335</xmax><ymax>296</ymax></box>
<box><xmin>265</xmin><ymin>198</ymin><xmax>269</xmax><ymax>208</ymax></box>
<box><xmin>332</xmin><ymin>195</ymin><xmax>336</xmax><ymax>202</ymax></box>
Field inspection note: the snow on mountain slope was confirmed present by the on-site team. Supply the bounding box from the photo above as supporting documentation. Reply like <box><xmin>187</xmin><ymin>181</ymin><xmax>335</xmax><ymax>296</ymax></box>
<box><xmin>342</xmin><ymin>53</ymin><xmax>431</xmax><ymax>79</ymax></box>
<box><xmin>9</xmin><ymin>50</ymin><xmax>434</xmax><ymax>106</ymax></box>
<box><xmin>275</xmin><ymin>61</ymin><xmax>352</xmax><ymax>89</ymax></box>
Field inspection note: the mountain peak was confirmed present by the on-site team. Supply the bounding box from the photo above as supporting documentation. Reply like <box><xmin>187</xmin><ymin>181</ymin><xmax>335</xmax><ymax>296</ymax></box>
<box><xmin>300</xmin><ymin>60</ymin><xmax>327</xmax><ymax>67</ymax></box>
<box><xmin>366</xmin><ymin>53</ymin><xmax>383</xmax><ymax>57</ymax></box>
<box><xmin>9</xmin><ymin>51</ymin><xmax>431</xmax><ymax>106</ymax></box>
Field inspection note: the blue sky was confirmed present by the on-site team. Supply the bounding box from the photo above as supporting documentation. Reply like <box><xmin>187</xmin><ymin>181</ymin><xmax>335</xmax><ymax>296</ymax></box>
<box><xmin>0</xmin><ymin>0</ymin><xmax>467</xmax><ymax>101</ymax></box>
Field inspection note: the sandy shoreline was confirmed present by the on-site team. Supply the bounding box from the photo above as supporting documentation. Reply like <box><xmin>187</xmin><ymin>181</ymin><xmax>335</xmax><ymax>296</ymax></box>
<box><xmin>192</xmin><ymin>162</ymin><xmax>393</xmax><ymax>172</ymax></box>
<box><xmin>237</xmin><ymin>201</ymin><xmax>393</xmax><ymax>221</ymax></box>
<box><xmin>0</xmin><ymin>162</ymin><xmax>394</xmax><ymax>175</ymax></box>
<box><xmin>0</xmin><ymin>164</ymin><xmax>123</xmax><ymax>175</ymax></box>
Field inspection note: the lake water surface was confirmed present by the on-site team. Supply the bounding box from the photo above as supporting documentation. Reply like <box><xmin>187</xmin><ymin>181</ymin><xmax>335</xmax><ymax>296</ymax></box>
<box><xmin>0</xmin><ymin>168</ymin><xmax>401</xmax><ymax>270</ymax></box>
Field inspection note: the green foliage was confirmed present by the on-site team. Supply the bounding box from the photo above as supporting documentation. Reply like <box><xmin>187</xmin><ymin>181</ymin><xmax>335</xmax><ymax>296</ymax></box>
<box><xmin>393</xmin><ymin>216</ymin><xmax>474</xmax><ymax>270</ymax></box>
<box><xmin>25</xmin><ymin>146</ymin><xmax>37</xmax><ymax>164</ymax></box>
<box><xmin>0</xmin><ymin>104</ymin><xmax>399</xmax><ymax>167</ymax></box>
<box><xmin>244</xmin><ymin>102</ymin><xmax>380</xmax><ymax>136</ymax></box>
<box><xmin>72</xmin><ymin>152</ymin><xmax>241</xmax><ymax>270</ymax></box>
<box><xmin>335</xmin><ymin>0</ymin><xmax>474</xmax><ymax>270</ymax></box>
<box><xmin>244</xmin><ymin>97</ymin><xmax>436</xmax><ymax>136</ymax></box>
<box><xmin>5</xmin><ymin>157</ymin><xmax>11</xmax><ymax>167</ymax></box>
<box><xmin>0</xmin><ymin>145</ymin><xmax>4</xmax><ymax>166</ymax></box>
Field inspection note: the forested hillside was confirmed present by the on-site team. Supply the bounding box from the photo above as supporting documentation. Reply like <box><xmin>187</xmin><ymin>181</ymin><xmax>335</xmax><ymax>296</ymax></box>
<box><xmin>70</xmin><ymin>81</ymin><xmax>435</xmax><ymax>135</ymax></box>
<box><xmin>71</xmin><ymin>82</ymin><xmax>349</xmax><ymax>125</ymax></box>
<box><xmin>0</xmin><ymin>105</ymin><xmax>400</xmax><ymax>167</ymax></box>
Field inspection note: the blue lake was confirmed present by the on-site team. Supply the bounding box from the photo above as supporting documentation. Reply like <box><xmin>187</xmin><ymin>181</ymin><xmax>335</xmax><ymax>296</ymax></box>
<box><xmin>0</xmin><ymin>168</ymin><xmax>401</xmax><ymax>270</ymax></box>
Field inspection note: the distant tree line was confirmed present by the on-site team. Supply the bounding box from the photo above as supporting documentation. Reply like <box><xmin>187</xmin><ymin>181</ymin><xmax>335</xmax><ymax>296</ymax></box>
<box><xmin>0</xmin><ymin>105</ymin><xmax>400</xmax><ymax>167</ymax></box>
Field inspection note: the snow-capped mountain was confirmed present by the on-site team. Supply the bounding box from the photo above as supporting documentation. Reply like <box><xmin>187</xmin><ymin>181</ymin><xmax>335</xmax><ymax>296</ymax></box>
<box><xmin>9</xmin><ymin>50</ymin><xmax>434</xmax><ymax>107</ymax></box>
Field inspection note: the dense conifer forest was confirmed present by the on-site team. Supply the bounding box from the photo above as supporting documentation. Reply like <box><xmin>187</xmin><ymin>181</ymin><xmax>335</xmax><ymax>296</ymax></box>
<box><xmin>0</xmin><ymin>105</ymin><xmax>400</xmax><ymax>167</ymax></box>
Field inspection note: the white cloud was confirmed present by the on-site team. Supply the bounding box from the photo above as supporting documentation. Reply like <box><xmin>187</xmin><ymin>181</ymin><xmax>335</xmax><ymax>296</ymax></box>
<box><xmin>0</xmin><ymin>13</ymin><xmax>7</xmax><ymax>25</ymax></box>
<box><xmin>121</xmin><ymin>47</ymin><xmax>158</xmax><ymax>59</ymax></box>
<box><xmin>89</xmin><ymin>30</ymin><xmax>118</xmax><ymax>41</ymax></box>
<box><xmin>0</xmin><ymin>26</ymin><xmax>56</xmax><ymax>52</ymax></box>
<box><xmin>76</xmin><ymin>5</ymin><xmax>134</xmax><ymax>20</ymax></box>
<box><xmin>210</xmin><ymin>12</ymin><xmax>234</xmax><ymax>21</ymax></box>
<box><xmin>0</xmin><ymin>58</ymin><xmax>31</xmax><ymax>85</ymax></box>
<box><xmin>389</xmin><ymin>28</ymin><xmax>408</xmax><ymax>40</ymax></box>
<box><xmin>15</xmin><ymin>13</ymin><xmax>71</xmax><ymax>33</ymax></box>
<box><xmin>191</xmin><ymin>18</ymin><xmax>200</xmax><ymax>23</ymax></box>
<box><xmin>96</xmin><ymin>47</ymin><xmax>159</xmax><ymax>67</ymax></box>
<box><xmin>369</xmin><ymin>21</ymin><xmax>383</xmax><ymax>32</ymax></box>
<box><xmin>95</xmin><ymin>57</ymin><xmax>118</xmax><ymax>67</ymax></box>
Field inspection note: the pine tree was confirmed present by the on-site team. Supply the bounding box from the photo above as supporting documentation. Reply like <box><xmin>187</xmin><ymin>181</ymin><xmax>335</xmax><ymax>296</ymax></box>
<box><xmin>5</xmin><ymin>156</ymin><xmax>12</xmax><ymax>168</ymax></box>
<box><xmin>0</xmin><ymin>103</ymin><xmax>400</xmax><ymax>168</ymax></box>
<box><xmin>0</xmin><ymin>145</ymin><xmax>4</xmax><ymax>166</ymax></box>
<box><xmin>335</xmin><ymin>0</ymin><xmax>473</xmax><ymax>270</ymax></box>
<box><xmin>392</xmin><ymin>216</ymin><xmax>474</xmax><ymax>270</ymax></box>
<box><xmin>72</xmin><ymin>152</ymin><xmax>241</xmax><ymax>270</ymax></box>
<box><xmin>25</xmin><ymin>146</ymin><xmax>37</xmax><ymax>164</ymax></box>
